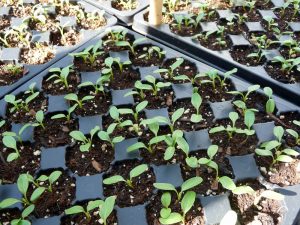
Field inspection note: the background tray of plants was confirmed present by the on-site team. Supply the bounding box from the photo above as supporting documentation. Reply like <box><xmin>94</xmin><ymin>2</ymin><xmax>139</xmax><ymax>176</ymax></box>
<box><xmin>0</xmin><ymin>0</ymin><xmax>117</xmax><ymax>99</ymax></box>
<box><xmin>132</xmin><ymin>0</ymin><xmax>300</xmax><ymax>105</ymax></box>
<box><xmin>1</xmin><ymin>25</ymin><xmax>300</xmax><ymax>225</ymax></box>
<box><xmin>82</xmin><ymin>0</ymin><xmax>149</xmax><ymax>25</ymax></box>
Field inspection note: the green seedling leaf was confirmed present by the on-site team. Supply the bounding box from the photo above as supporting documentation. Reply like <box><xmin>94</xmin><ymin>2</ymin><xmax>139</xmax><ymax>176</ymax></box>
<box><xmin>49</xmin><ymin>171</ymin><xmax>62</xmax><ymax>184</ymax></box>
<box><xmin>0</xmin><ymin>198</ymin><xmax>20</xmax><ymax>209</ymax></box>
<box><xmin>129</xmin><ymin>164</ymin><xmax>148</xmax><ymax>179</ymax></box>
<box><xmin>65</xmin><ymin>205</ymin><xmax>85</xmax><ymax>215</ymax></box>
<box><xmin>207</xmin><ymin>145</ymin><xmax>218</xmax><ymax>159</ymax></box>
<box><xmin>17</xmin><ymin>174</ymin><xmax>29</xmax><ymax>196</ymax></box>
<box><xmin>181</xmin><ymin>177</ymin><xmax>203</xmax><ymax>192</ymax></box>
<box><xmin>154</xmin><ymin>183</ymin><xmax>176</xmax><ymax>192</ymax></box>
<box><xmin>161</xmin><ymin>192</ymin><xmax>171</xmax><ymax>208</ymax></box>
<box><xmin>103</xmin><ymin>175</ymin><xmax>125</xmax><ymax>185</ymax></box>
<box><xmin>181</xmin><ymin>191</ymin><xmax>196</xmax><ymax>215</ymax></box>
<box><xmin>218</xmin><ymin>176</ymin><xmax>236</xmax><ymax>191</ymax></box>
<box><xmin>30</xmin><ymin>187</ymin><xmax>45</xmax><ymax>202</ymax></box>
<box><xmin>159</xmin><ymin>212</ymin><xmax>182</xmax><ymax>224</ymax></box>
<box><xmin>99</xmin><ymin>196</ymin><xmax>116</xmax><ymax>223</ymax></box>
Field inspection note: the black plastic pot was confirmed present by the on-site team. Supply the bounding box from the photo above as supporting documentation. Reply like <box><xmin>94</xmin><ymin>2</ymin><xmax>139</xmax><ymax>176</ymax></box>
<box><xmin>132</xmin><ymin>9</ymin><xmax>300</xmax><ymax>106</ymax></box>
<box><xmin>83</xmin><ymin>0</ymin><xmax>149</xmax><ymax>25</ymax></box>
<box><xmin>0</xmin><ymin>26</ymin><xmax>300</xmax><ymax>225</ymax></box>
<box><xmin>0</xmin><ymin>1</ymin><xmax>118</xmax><ymax>99</ymax></box>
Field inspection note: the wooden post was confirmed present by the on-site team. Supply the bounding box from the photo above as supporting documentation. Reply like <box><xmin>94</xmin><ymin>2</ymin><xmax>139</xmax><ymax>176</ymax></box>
<box><xmin>149</xmin><ymin>0</ymin><xmax>163</xmax><ymax>26</ymax></box>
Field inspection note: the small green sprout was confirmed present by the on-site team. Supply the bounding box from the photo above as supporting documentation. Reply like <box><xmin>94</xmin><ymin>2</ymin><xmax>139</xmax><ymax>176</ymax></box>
<box><xmin>191</xmin><ymin>90</ymin><xmax>203</xmax><ymax>123</ymax></box>
<box><xmin>32</xmin><ymin>110</ymin><xmax>45</xmax><ymax>130</ymax></box>
<box><xmin>2</xmin><ymin>136</ymin><xmax>20</xmax><ymax>162</ymax></box>
<box><xmin>116</xmin><ymin>38</ymin><xmax>146</xmax><ymax>55</ymax></box>
<box><xmin>154</xmin><ymin>58</ymin><xmax>184</xmax><ymax>79</ymax></box>
<box><xmin>272</xmin><ymin>56</ymin><xmax>300</xmax><ymax>73</ymax></box>
<box><xmin>228</xmin><ymin>84</ymin><xmax>261</xmax><ymax>103</ymax></box>
<box><xmin>264</xmin><ymin>87</ymin><xmax>275</xmax><ymax>114</ymax></box>
<box><xmin>219</xmin><ymin>176</ymin><xmax>255</xmax><ymax>195</ymax></box>
<box><xmin>255</xmin><ymin>126</ymin><xmax>300</xmax><ymax>167</ymax></box>
<box><xmin>103</xmin><ymin>164</ymin><xmax>148</xmax><ymax>188</ymax></box>
<box><xmin>154</xmin><ymin>176</ymin><xmax>203</xmax><ymax>201</ymax></box>
<box><xmin>70</xmin><ymin>126</ymin><xmax>101</xmax><ymax>152</ymax></box>
<box><xmin>64</xmin><ymin>93</ymin><xmax>95</xmax><ymax>109</ymax></box>
<box><xmin>46</xmin><ymin>65</ymin><xmax>74</xmax><ymax>89</ymax></box>
<box><xmin>51</xmin><ymin>104</ymin><xmax>77</xmax><ymax>122</ymax></box>
<box><xmin>98</xmin><ymin>123</ymin><xmax>125</xmax><ymax>147</ymax></box>
<box><xmin>164</xmin><ymin>130</ymin><xmax>189</xmax><ymax>161</ymax></box>
<box><xmin>159</xmin><ymin>191</ymin><xmax>196</xmax><ymax>225</ymax></box>
<box><xmin>35</xmin><ymin>170</ymin><xmax>63</xmax><ymax>192</ymax></box>
<box><xmin>286</xmin><ymin>120</ymin><xmax>300</xmax><ymax>146</ymax></box>
<box><xmin>78</xmin><ymin>75</ymin><xmax>110</xmax><ymax>96</ymax></box>
<box><xmin>139</xmin><ymin>46</ymin><xmax>166</xmax><ymax>60</ymax></box>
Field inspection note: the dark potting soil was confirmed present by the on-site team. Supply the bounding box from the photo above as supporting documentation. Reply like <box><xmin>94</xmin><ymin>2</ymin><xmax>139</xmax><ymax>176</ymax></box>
<box><xmin>197</xmin><ymin>33</ymin><xmax>232</xmax><ymax>51</ymax></box>
<box><xmin>61</xmin><ymin>206</ymin><xmax>118</xmax><ymax>225</ymax></box>
<box><xmin>170</xmin><ymin>24</ymin><xmax>201</xmax><ymax>37</ymax></box>
<box><xmin>0</xmin><ymin>142</ymin><xmax>41</xmax><ymax>184</ymax></box>
<box><xmin>6</xmin><ymin>92</ymin><xmax>48</xmax><ymax>123</ymax></box>
<box><xmin>230</xmin><ymin>180</ymin><xmax>285</xmax><ymax>225</ymax></box>
<box><xmin>72</xmin><ymin>91</ymin><xmax>112</xmax><ymax>117</ymax></box>
<box><xmin>255</xmin><ymin>155</ymin><xmax>300</xmax><ymax>186</ymax></box>
<box><xmin>181</xmin><ymin>150</ymin><xmax>234</xmax><ymax>195</ymax></box>
<box><xmin>218</xmin><ymin>20</ymin><xmax>244</xmax><ymax>35</ymax></box>
<box><xmin>34</xmin><ymin>115</ymin><xmax>78</xmax><ymax>148</ymax></box>
<box><xmin>199</xmin><ymin>80</ymin><xmax>235</xmax><ymax>102</ymax></box>
<box><xmin>0</xmin><ymin>17</ymin><xmax>10</xmax><ymax>30</ymax></box>
<box><xmin>169</xmin><ymin>99</ymin><xmax>214</xmax><ymax>131</ymax></box>
<box><xmin>29</xmin><ymin>171</ymin><xmax>76</xmax><ymax>218</ymax></box>
<box><xmin>27</xmin><ymin>18</ymin><xmax>56</xmax><ymax>32</ymax></box>
<box><xmin>276</xmin><ymin>112</ymin><xmax>300</xmax><ymax>132</ymax></box>
<box><xmin>0</xmin><ymin>65</ymin><xmax>28</xmax><ymax>86</ymax></box>
<box><xmin>146</xmin><ymin>191</ymin><xmax>205</xmax><ymax>225</ymax></box>
<box><xmin>79</xmin><ymin>17</ymin><xmax>107</xmax><ymax>30</ymax></box>
<box><xmin>109</xmin><ymin>68</ymin><xmax>140</xmax><ymax>90</ymax></box>
<box><xmin>66</xmin><ymin>138</ymin><xmax>114</xmax><ymax>176</ymax></box>
<box><xmin>230</xmin><ymin>46</ymin><xmax>266</xmax><ymax>66</ymax></box>
<box><xmin>264</xmin><ymin>62</ymin><xmax>300</xmax><ymax>84</ymax></box>
<box><xmin>255</xmin><ymin>0</ymin><xmax>274</xmax><ymax>9</ymax></box>
<box><xmin>133</xmin><ymin>89</ymin><xmax>174</xmax><ymax>110</ymax></box>
<box><xmin>50</xmin><ymin>30</ymin><xmax>81</xmax><ymax>46</ymax></box>
<box><xmin>209</xmin><ymin>119</ymin><xmax>259</xmax><ymax>156</ymax></box>
<box><xmin>129</xmin><ymin>44</ymin><xmax>165</xmax><ymax>67</ymax></box>
<box><xmin>20</xmin><ymin>44</ymin><xmax>55</xmax><ymax>65</ymax></box>
<box><xmin>102</xmin><ymin>159</ymin><xmax>155</xmax><ymax>207</ymax></box>
<box><xmin>0</xmin><ymin>208</ymin><xmax>22</xmax><ymax>224</ymax></box>
<box><xmin>11</xmin><ymin>5</ymin><xmax>32</xmax><ymax>17</ymax></box>
<box><xmin>42</xmin><ymin>72</ymin><xmax>80</xmax><ymax>95</ymax></box>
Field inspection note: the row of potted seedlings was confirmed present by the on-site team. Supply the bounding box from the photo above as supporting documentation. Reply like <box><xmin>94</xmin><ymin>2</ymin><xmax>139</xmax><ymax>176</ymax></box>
<box><xmin>0</xmin><ymin>26</ymin><xmax>300</xmax><ymax>225</ymax></box>
<box><xmin>83</xmin><ymin>0</ymin><xmax>149</xmax><ymax>25</ymax></box>
<box><xmin>0</xmin><ymin>0</ymin><xmax>117</xmax><ymax>97</ymax></box>
<box><xmin>132</xmin><ymin>0</ymin><xmax>300</xmax><ymax>104</ymax></box>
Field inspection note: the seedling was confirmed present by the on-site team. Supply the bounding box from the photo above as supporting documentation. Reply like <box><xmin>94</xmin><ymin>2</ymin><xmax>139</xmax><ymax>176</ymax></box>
<box><xmin>24</xmin><ymin>4</ymin><xmax>47</xmax><ymax>25</ymax></box>
<box><xmin>70</xmin><ymin>126</ymin><xmax>101</xmax><ymax>152</ymax></box>
<box><xmin>65</xmin><ymin>199</ymin><xmax>103</xmax><ymax>221</ymax></box>
<box><xmin>228</xmin><ymin>84</ymin><xmax>260</xmax><ymax>103</ymax></box>
<box><xmin>159</xmin><ymin>191</ymin><xmax>196</xmax><ymax>225</ymax></box>
<box><xmin>0</xmin><ymin>23</ymin><xmax>31</xmax><ymax>47</ymax></box>
<box><xmin>204</xmin><ymin>68</ymin><xmax>237</xmax><ymax>90</ymax></box>
<box><xmin>154</xmin><ymin>176</ymin><xmax>203</xmax><ymax>201</ymax></box>
<box><xmin>255</xmin><ymin>126</ymin><xmax>300</xmax><ymax>167</ymax></box>
<box><xmin>105</xmin><ymin>28</ymin><xmax>127</xmax><ymax>45</ymax></box>
<box><xmin>233</xmin><ymin>99</ymin><xmax>258</xmax><ymax>116</ymax></box>
<box><xmin>70</xmin><ymin>41</ymin><xmax>104</xmax><ymax>66</ymax></box>
<box><xmin>139</xmin><ymin>46</ymin><xmax>166</xmax><ymax>60</ymax></box>
<box><xmin>108</xmin><ymin>106</ymin><xmax>133</xmax><ymax>129</ymax></box>
<box><xmin>65</xmin><ymin>196</ymin><xmax>116</xmax><ymax>225</ymax></box>
<box><xmin>264</xmin><ymin>87</ymin><xmax>275</xmax><ymax>114</ymax></box>
<box><xmin>116</xmin><ymin>38</ymin><xmax>146</xmax><ymax>55</ymax></box>
<box><xmin>64</xmin><ymin>93</ymin><xmax>95</xmax><ymax>109</ymax></box>
<box><xmin>8</xmin><ymin>205</ymin><xmax>35</xmax><ymax>225</ymax></box>
<box><xmin>286</xmin><ymin>120</ymin><xmax>300</xmax><ymax>145</ymax></box>
<box><xmin>46</xmin><ymin>65</ymin><xmax>74</xmax><ymax>89</ymax></box>
<box><xmin>78</xmin><ymin>75</ymin><xmax>110</xmax><ymax>96</ymax></box>
<box><xmin>5</xmin><ymin>83</ymin><xmax>40</xmax><ymax>113</ymax></box>
<box><xmin>171</xmin><ymin>14</ymin><xmax>197</xmax><ymax>31</ymax></box>
<box><xmin>102</xmin><ymin>57</ymin><xmax>132</xmax><ymax>79</ymax></box>
<box><xmin>209</xmin><ymin>112</ymin><xmax>246</xmax><ymax>139</ymax></box>
<box><xmin>54</xmin><ymin>22</ymin><xmax>69</xmax><ymax>45</ymax></box>
<box><xmin>247</xmin><ymin>36</ymin><xmax>270</xmax><ymax>63</ymax></box>
<box><xmin>219</xmin><ymin>176</ymin><xmax>255</xmax><ymax>195</ymax></box>
<box><xmin>263</xmin><ymin>16</ymin><xmax>278</xmax><ymax>30</ymax></box>
<box><xmin>98</xmin><ymin>123</ymin><xmax>125</xmax><ymax>147</ymax></box>
<box><xmin>243</xmin><ymin>0</ymin><xmax>256</xmax><ymax>12</ymax></box>
<box><xmin>32</xmin><ymin>110</ymin><xmax>45</xmax><ymax>130</ymax></box>
<box><xmin>154</xmin><ymin>58</ymin><xmax>184</xmax><ymax>79</ymax></box>
<box><xmin>186</xmin><ymin>145</ymin><xmax>219</xmax><ymax>179</ymax></box>
<box><xmin>35</xmin><ymin>170</ymin><xmax>63</xmax><ymax>192</ymax></box>
<box><xmin>145</xmin><ymin>75</ymin><xmax>171</xmax><ymax>96</ymax></box>
<box><xmin>103</xmin><ymin>164</ymin><xmax>148</xmax><ymax>188</ymax></box>
<box><xmin>3</xmin><ymin>123</ymin><xmax>31</xmax><ymax>143</ymax></box>
<box><xmin>51</xmin><ymin>104</ymin><xmax>77</xmax><ymax>122</ymax></box>
<box><xmin>272</xmin><ymin>56</ymin><xmax>300</xmax><ymax>72</ymax></box>
<box><xmin>191</xmin><ymin>90</ymin><xmax>203</xmax><ymax>123</ymax></box>
<box><xmin>2</xmin><ymin>64</ymin><xmax>23</xmax><ymax>76</ymax></box>
<box><xmin>173</xmin><ymin>73</ymin><xmax>208</xmax><ymax>85</ymax></box>
<box><xmin>164</xmin><ymin>130</ymin><xmax>189</xmax><ymax>160</ymax></box>
<box><xmin>117</xmin><ymin>0</ymin><xmax>137</xmax><ymax>10</ymax></box>
<box><xmin>280</xmin><ymin>39</ymin><xmax>300</xmax><ymax>59</ymax></box>
<box><xmin>118</xmin><ymin>101</ymin><xmax>148</xmax><ymax>123</ymax></box>
<box><xmin>2</xmin><ymin>136</ymin><xmax>20</xmax><ymax>162</ymax></box>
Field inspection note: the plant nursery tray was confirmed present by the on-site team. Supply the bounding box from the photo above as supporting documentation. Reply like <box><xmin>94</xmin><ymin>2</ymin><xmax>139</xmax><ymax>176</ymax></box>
<box><xmin>0</xmin><ymin>0</ymin><xmax>118</xmax><ymax>99</ymax></box>
<box><xmin>0</xmin><ymin>26</ymin><xmax>300</xmax><ymax>225</ymax></box>
<box><xmin>132</xmin><ymin>0</ymin><xmax>300</xmax><ymax>105</ymax></box>
<box><xmin>83</xmin><ymin>0</ymin><xmax>149</xmax><ymax>25</ymax></box>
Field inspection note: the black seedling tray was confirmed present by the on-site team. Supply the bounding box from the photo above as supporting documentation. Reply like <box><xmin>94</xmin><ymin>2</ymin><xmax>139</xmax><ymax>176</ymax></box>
<box><xmin>1</xmin><ymin>26</ymin><xmax>300</xmax><ymax>225</ymax></box>
<box><xmin>132</xmin><ymin>1</ymin><xmax>300</xmax><ymax>106</ymax></box>
<box><xmin>83</xmin><ymin>0</ymin><xmax>149</xmax><ymax>25</ymax></box>
<box><xmin>0</xmin><ymin>0</ymin><xmax>117</xmax><ymax>99</ymax></box>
